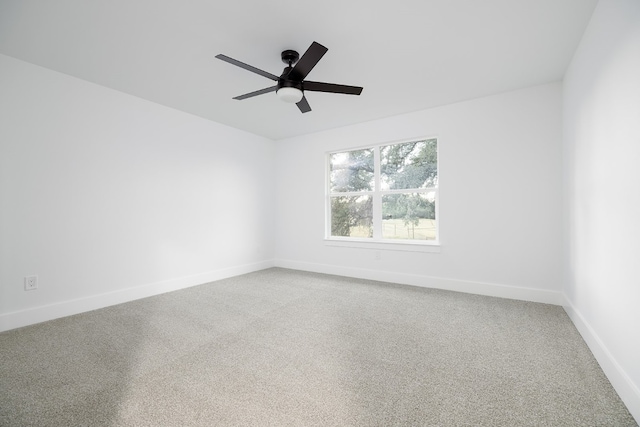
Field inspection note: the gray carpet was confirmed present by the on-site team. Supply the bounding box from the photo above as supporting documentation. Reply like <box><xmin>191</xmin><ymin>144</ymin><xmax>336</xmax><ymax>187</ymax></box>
<box><xmin>0</xmin><ymin>268</ymin><xmax>636</xmax><ymax>426</ymax></box>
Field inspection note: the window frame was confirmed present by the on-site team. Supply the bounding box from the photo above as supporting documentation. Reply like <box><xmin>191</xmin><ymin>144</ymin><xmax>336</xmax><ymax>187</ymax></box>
<box><xmin>325</xmin><ymin>136</ymin><xmax>440</xmax><ymax>252</ymax></box>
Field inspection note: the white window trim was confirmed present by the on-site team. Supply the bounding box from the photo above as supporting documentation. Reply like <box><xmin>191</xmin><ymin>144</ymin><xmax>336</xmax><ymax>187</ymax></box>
<box><xmin>325</xmin><ymin>136</ymin><xmax>440</xmax><ymax>251</ymax></box>
<box><xmin>324</xmin><ymin>237</ymin><xmax>442</xmax><ymax>253</ymax></box>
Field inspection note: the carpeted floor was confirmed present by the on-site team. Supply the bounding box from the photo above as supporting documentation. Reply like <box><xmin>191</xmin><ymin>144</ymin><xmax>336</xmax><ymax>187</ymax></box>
<box><xmin>0</xmin><ymin>268</ymin><xmax>636</xmax><ymax>426</ymax></box>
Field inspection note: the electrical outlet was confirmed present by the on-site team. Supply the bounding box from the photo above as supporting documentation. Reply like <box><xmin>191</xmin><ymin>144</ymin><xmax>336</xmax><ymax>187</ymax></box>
<box><xmin>25</xmin><ymin>275</ymin><xmax>38</xmax><ymax>291</ymax></box>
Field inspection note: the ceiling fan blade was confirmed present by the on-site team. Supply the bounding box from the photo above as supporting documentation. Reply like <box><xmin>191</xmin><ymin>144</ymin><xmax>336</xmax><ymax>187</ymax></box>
<box><xmin>233</xmin><ymin>85</ymin><xmax>278</xmax><ymax>100</ymax></box>
<box><xmin>215</xmin><ymin>54</ymin><xmax>279</xmax><ymax>81</ymax></box>
<box><xmin>296</xmin><ymin>96</ymin><xmax>311</xmax><ymax>113</ymax></box>
<box><xmin>288</xmin><ymin>42</ymin><xmax>328</xmax><ymax>81</ymax></box>
<box><xmin>303</xmin><ymin>81</ymin><xmax>363</xmax><ymax>95</ymax></box>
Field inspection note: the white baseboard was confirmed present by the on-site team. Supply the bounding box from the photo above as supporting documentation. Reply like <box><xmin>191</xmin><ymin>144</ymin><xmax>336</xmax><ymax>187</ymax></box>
<box><xmin>563</xmin><ymin>299</ymin><xmax>640</xmax><ymax>423</ymax></box>
<box><xmin>273</xmin><ymin>259</ymin><xmax>564</xmax><ymax>305</ymax></box>
<box><xmin>0</xmin><ymin>260</ymin><xmax>275</xmax><ymax>333</ymax></box>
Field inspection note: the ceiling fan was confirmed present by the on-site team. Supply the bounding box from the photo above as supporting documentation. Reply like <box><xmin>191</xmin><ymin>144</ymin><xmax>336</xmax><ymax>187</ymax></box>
<box><xmin>215</xmin><ymin>41</ymin><xmax>363</xmax><ymax>113</ymax></box>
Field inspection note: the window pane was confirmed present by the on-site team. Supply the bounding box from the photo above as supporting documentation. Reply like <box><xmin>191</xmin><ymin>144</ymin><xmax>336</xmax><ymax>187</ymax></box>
<box><xmin>381</xmin><ymin>192</ymin><xmax>436</xmax><ymax>240</ymax></box>
<box><xmin>331</xmin><ymin>195</ymin><xmax>373</xmax><ymax>238</ymax></box>
<box><xmin>380</xmin><ymin>139</ymin><xmax>437</xmax><ymax>190</ymax></box>
<box><xmin>329</xmin><ymin>149</ymin><xmax>374</xmax><ymax>192</ymax></box>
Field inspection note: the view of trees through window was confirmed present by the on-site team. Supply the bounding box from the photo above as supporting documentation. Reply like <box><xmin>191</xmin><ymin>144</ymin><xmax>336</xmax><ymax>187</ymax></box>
<box><xmin>328</xmin><ymin>139</ymin><xmax>438</xmax><ymax>241</ymax></box>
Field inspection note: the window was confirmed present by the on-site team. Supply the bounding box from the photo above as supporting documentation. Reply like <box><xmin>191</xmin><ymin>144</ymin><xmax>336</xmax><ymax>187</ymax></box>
<box><xmin>327</xmin><ymin>138</ymin><xmax>438</xmax><ymax>245</ymax></box>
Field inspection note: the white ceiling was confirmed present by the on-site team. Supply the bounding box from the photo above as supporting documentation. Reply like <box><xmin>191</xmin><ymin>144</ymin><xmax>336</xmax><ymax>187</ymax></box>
<box><xmin>0</xmin><ymin>0</ymin><xmax>598</xmax><ymax>140</ymax></box>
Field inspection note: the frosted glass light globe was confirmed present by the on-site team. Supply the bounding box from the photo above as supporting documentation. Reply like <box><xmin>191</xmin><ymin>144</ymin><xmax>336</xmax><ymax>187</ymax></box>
<box><xmin>277</xmin><ymin>87</ymin><xmax>303</xmax><ymax>103</ymax></box>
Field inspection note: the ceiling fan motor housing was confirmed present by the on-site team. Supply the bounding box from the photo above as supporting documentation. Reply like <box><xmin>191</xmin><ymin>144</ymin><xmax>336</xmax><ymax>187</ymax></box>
<box><xmin>278</xmin><ymin>71</ymin><xmax>303</xmax><ymax>91</ymax></box>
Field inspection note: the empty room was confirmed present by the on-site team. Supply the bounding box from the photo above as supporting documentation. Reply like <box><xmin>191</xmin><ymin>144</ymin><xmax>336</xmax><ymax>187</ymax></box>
<box><xmin>1</xmin><ymin>0</ymin><xmax>638</xmax><ymax>425</ymax></box>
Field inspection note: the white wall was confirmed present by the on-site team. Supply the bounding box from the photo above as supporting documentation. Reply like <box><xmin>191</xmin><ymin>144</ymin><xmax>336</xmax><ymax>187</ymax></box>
<box><xmin>563</xmin><ymin>0</ymin><xmax>640</xmax><ymax>419</ymax></box>
<box><xmin>274</xmin><ymin>83</ymin><xmax>563</xmax><ymax>304</ymax></box>
<box><xmin>0</xmin><ymin>54</ymin><xmax>275</xmax><ymax>331</ymax></box>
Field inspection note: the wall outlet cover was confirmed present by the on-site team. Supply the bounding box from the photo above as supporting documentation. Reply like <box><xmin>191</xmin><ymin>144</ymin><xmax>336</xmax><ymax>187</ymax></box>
<box><xmin>25</xmin><ymin>275</ymin><xmax>38</xmax><ymax>291</ymax></box>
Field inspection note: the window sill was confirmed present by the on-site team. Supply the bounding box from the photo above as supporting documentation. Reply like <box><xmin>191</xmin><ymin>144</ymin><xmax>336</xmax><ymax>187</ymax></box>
<box><xmin>324</xmin><ymin>238</ymin><xmax>441</xmax><ymax>253</ymax></box>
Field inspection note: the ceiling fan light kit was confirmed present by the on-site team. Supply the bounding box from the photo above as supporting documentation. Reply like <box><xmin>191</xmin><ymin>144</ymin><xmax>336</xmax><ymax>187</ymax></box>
<box><xmin>277</xmin><ymin>87</ymin><xmax>304</xmax><ymax>103</ymax></box>
<box><xmin>216</xmin><ymin>41</ymin><xmax>363</xmax><ymax>113</ymax></box>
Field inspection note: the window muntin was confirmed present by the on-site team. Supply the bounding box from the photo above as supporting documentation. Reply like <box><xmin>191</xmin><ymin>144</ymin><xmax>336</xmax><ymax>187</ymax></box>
<box><xmin>328</xmin><ymin>138</ymin><xmax>438</xmax><ymax>243</ymax></box>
